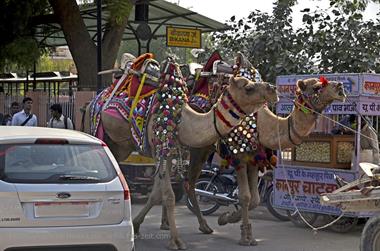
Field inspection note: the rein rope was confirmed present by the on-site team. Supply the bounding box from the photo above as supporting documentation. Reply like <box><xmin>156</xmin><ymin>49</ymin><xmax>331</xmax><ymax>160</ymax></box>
<box><xmin>275</xmin><ymin>81</ymin><xmax>380</xmax><ymax>232</ymax></box>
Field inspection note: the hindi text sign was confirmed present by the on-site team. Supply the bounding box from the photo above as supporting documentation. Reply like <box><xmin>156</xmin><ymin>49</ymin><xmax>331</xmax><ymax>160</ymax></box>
<box><xmin>166</xmin><ymin>27</ymin><xmax>201</xmax><ymax>48</ymax></box>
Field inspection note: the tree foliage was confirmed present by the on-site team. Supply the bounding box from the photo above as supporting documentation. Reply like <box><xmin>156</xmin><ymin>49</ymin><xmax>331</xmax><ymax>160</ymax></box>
<box><xmin>1</xmin><ymin>0</ymin><xmax>133</xmax><ymax>89</ymax></box>
<box><xmin>210</xmin><ymin>0</ymin><xmax>380</xmax><ymax>83</ymax></box>
<box><xmin>0</xmin><ymin>0</ymin><xmax>49</xmax><ymax>71</ymax></box>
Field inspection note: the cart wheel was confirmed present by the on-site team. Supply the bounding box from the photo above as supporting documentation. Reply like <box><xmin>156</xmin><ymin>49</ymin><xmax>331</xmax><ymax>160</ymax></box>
<box><xmin>325</xmin><ymin>215</ymin><xmax>358</xmax><ymax>233</ymax></box>
<box><xmin>286</xmin><ymin>210</ymin><xmax>318</xmax><ymax>228</ymax></box>
<box><xmin>361</xmin><ymin>215</ymin><xmax>380</xmax><ymax>251</ymax></box>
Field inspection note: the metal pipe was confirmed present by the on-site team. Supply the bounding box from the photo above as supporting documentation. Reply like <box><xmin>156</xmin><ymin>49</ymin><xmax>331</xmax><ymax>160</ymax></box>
<box><xmin>194</xmin><ymin>189</ymin><xmax>237</xmax><ymax>203</ymax></box>
<box><xmin>96</xmin><ymin>0</ymin><xmax>102</xmax><ymax>92</ymax></box>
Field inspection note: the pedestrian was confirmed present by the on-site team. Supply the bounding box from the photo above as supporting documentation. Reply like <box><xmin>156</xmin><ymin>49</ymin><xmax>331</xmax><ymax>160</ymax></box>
<box><xmin>2</xmin><ymin>101</ymin><xmax>20</xmax><ymax>125</ymax></box>
<box><xmin>11</xmin><ymin>97</ymin><xmax>37</xmax><ymax>126</ymax></box>
<box><xmin>47</xmin><ymin>103</ymin><xmax>74</xmax><ymax>129</ymax></box>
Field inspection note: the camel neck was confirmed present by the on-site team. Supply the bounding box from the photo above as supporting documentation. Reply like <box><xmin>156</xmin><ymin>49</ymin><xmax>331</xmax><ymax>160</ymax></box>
<box><xmin>178</xmin><ymin>93</ymin><xmax>245</xmax><ymax>148</ymax></box>
<box><xmin>289</xmin><ymin>107</ymin><xmax>319</xmax><ymax>138</ymax></box>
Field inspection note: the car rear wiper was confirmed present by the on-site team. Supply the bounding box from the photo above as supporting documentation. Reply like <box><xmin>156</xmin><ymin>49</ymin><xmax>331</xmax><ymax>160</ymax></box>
<box><xmin>58</xmin><ymin>175</ymin><xmax>100</xmax><ymax>181</ymax></box>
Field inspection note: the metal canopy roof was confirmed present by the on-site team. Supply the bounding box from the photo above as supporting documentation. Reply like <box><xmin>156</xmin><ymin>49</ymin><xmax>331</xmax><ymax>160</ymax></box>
<box><xmin>34</xmin><ymin>0</ymin><xmax>229</xmax><ymax>48</ymax></box>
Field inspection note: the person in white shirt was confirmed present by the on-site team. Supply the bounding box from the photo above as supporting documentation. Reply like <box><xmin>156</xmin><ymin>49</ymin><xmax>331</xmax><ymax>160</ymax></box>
<box><xmin>11</xmin><ymin>97</ymin><xmax>37</xmax><ymax>126</ymax></box>
<box><xmin>47</xmin><ymin>103</ymin><xmax>74</xmax><ymax>129</ymax></box>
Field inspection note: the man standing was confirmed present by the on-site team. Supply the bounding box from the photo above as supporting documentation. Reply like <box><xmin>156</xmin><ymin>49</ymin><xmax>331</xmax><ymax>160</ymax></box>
<box><xmin>11</xmin><ymin>97</ymin><xmax>37</xmax><ymax>126</ymax></box>
<box><xmin>47</xmin><ymin>103</ymin><xmax>74</xmax><ymax>129</ymax></box>
<box><xmin>2</xmin><ymin>101</ymin><xmax>20</xmax><ymax>125</ymax></box>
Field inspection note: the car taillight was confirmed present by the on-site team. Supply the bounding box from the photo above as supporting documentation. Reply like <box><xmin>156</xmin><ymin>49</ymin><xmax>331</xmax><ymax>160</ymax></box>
<box><xmin>117</xmin><ymin>171</ymin><xmax>130</xmax><ymax>200</ymax></box>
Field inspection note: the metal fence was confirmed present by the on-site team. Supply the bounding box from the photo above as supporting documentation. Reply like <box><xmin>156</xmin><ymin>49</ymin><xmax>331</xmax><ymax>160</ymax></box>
<box><xmin>0</xmin><ymin>91</ymin><xmax>95</xmax><ymax>129</ymax></box>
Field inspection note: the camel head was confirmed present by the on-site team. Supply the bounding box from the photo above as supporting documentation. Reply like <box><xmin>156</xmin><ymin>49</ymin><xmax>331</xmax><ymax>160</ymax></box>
<box><xmin>228</xmin><ymin>76</ymin><xmax>279</xmax><ymax>114</ymax></box>
<box><xmin>296</xmin><ymin>77</ymin><xmax>346</xmax><ymax>113</ymax></box>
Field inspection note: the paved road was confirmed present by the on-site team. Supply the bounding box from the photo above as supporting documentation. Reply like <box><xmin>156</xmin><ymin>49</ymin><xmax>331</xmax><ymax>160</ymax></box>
<box><xmin>132</xmin><ymin>202</ymin><xmax>363</xmax><ymax>251</ymax></box>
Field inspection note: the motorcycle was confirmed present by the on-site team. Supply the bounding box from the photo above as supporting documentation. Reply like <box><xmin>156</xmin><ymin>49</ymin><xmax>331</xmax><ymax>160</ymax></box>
<box><xmin>186</xmin><ymin>164</ymin><xmax>290</xmax><ymax>221</ymax></box>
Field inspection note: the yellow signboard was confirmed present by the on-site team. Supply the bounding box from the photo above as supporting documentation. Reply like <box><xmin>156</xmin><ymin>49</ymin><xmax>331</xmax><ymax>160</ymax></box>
<box><xmin>166</xmin><ymin>26</ymin><xmax>201</xmax><ymax>48</ymax></box>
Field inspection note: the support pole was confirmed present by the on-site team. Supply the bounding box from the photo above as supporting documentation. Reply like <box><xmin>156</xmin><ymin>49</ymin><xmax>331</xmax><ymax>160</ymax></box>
<box><xmin>97</xmin><ymin>0</ymin><xmax>102</xmax><ymax>93</ymax></box>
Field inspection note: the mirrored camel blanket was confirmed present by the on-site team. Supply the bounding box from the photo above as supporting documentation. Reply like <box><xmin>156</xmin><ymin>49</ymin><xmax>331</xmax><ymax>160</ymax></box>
<box><xmin>89</xmin><ymin>53</ymin><xmax>159</xmax><ymax>152</ymax></box>
<box><xmin>90</xmin><ymin>88</ymin><xmax>156</xmax><ymax>153</ymax></box>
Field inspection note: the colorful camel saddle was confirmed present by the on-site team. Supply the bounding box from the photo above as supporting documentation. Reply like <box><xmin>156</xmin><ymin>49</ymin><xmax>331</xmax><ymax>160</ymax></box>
<box><xmin>89</xmin><ymin>54</ymin><xmax>188</xmax><ymax>156</ymax></box>
<box><xmin>189</xmin><ymin>51</ymin><xmax>226</xmax><ymax>112</ymax></box>
<box><xmin>89</xmin><ymin>53</ymin><xmax>162</xmax><ymax>152</ymax></box>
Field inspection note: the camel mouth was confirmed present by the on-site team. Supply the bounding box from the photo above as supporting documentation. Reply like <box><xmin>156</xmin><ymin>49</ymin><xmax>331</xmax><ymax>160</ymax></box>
<box><xmin>267</xmin><ymin>96</ymin><xmax>280</xmax><ymax>103</ymax></box>
<box><xmin>266</xmin><ymin>92</ymin><xmax>279</xmax><ymax>104</ymax></box>
<box><xmin>336</xmin><ymin>90</ymin><xmax>347</xmax><ymax>102</ymax></box>
<box><xmin>337</xmin><ymin>95</ymin><xmax>346</xmax><ymax>102</ymax></box>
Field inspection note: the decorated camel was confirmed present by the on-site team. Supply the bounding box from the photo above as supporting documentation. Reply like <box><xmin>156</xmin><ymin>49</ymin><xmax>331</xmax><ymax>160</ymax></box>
<box><xmin>180</xmin><ymin>76</ymin><xmax>347</xmax><ymax>246</ymax></box>
<box><xmin>83</xmin><ymin>54</ymin><xmax>278</xmax><ymax>250</ymax></box>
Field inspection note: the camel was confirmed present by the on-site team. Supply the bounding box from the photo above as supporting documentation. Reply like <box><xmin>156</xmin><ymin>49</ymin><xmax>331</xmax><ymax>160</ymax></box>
<box><xmin>183</xmin><ymin>77</ymin><xmax>347</xmax><ymax>246</ymax></box>
<box><xmin>83</xmin><ymin>60</ymin><xmax>278</xmax><ymax>250</ymax></box>
<box><xmin>359</xmin><ymin>120</ymin><xmax>379</xmax><ymax>165</ymax></box>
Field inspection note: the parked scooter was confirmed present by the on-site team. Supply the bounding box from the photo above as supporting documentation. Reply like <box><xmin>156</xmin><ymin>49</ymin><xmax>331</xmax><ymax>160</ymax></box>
<box><xmin>186</xmin><ymin>164</ymin><xmax>290</xmax><ymax>221</ymax></box>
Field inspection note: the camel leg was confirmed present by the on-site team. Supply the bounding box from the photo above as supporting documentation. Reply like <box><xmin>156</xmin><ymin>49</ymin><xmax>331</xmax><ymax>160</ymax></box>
<box><xmin>133</xmin><ymin>174</ymin><xmax>162</xmax><ymax>235</ymax></box>
<box><xmin>186</xmin><ymin>147</ymin><xmax>214</xmax><ymax>234</ymax></box>
<box><xmin>236</xmin><ymin>164</ymin><xmax>257</xmax><ymax>246</ymax></box>
<box><xmin>248</xmin><ymin>164</ymin><xmax>260</xmax><ymax>210</ymax></box>
<box><xmin>160</xmin><ymin>205</ymin><xmax>170</xmax><ymax>230</ymax></box>
<box><xmin>161</xmin><ymin>157</ymin><xmax>187</xmax><ymax>250</ymax></box>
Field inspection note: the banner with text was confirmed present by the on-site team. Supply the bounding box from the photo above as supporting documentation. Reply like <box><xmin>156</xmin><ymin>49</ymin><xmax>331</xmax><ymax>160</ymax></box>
<box><xmin>166</xmin><ymin>27</ymin><xmax>201</xmax><ymax>48</ymax></box>
<box><xmin>273</xmin><ymin>166</ymin><xmax>356</xmax><ymax>215</ymax></box>
<box><xmin>276</xmin><ymin>74</ymin><xmax>360</xmax><ymax>98</ymax></box>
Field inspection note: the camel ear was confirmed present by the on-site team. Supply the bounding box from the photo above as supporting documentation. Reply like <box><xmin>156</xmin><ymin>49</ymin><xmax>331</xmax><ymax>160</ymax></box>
<box><xmin>296</xmin><ymin>80</ymin><xmax>307</xmax><ymax>91</ymax></box>
<box><xmin>235</xmin><ymin>52</ymin><xmax>243</xmax><ymax>65</ymax></box>
<box><xmin>230</xmin><ymin>76</ymin><xmax>248</xmax><ymax>88</ymax></box>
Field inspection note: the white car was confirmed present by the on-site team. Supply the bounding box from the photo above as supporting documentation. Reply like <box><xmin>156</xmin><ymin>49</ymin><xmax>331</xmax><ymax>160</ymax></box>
<box><xmin>0</xmin><ymin>127</ymin><xmax>134</xmax><ymax>251</ymax></box>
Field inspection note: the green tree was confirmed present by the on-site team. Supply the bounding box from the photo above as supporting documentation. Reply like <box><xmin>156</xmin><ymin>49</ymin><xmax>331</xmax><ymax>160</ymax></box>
<box><xmin>299</xmin><ymin>4</ymin><xmax>380</xmax><ymax>73</ymax></box>
<box><xmin>0</xmin><ymin>0</ymin><xmax>133</xmax><ymax>90</ymax></box>
<box><xmin>211</xmin><ymin>1</ymin><xmax>310</xmax><ymax>82</ymax></box>
<box><xmin>48</xmin><ymin>0</ymin><xmax>133</xmax><ymax>90</ymax></box>
<box><xmin>210</xmin><ymin>0</ymin><xmax>380</xmax><ymax>82</ymax></box>
<box><xmin>0</xmin><ymin>0</ymin><xmax>48</xmax><ymax>71</ymax></box>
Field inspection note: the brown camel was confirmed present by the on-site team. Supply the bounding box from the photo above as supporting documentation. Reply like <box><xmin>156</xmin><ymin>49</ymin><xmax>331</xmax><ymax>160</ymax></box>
<box><xmin>183</xmin><ymin>77</ymin><xmax>347</xmax><ymax>246</ymax></box>
<box><xmin>84</xmin><ymin>75</ymin><xmax>278</xmax><ymax>250</ymax></box>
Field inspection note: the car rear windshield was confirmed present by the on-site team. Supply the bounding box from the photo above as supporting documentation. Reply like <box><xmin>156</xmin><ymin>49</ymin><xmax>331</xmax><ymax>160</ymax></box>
<box><xmin>0</xmin><ymin>144</ymin><xmax>117</xmax><ymax>183</ymax></box>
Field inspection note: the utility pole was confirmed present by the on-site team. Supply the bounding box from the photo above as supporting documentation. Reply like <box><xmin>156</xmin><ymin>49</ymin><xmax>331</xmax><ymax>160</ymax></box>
<box><xmin>96</xmin><ymin>0</ymin><xmax>102</xmax><ymax>93</ymax></box>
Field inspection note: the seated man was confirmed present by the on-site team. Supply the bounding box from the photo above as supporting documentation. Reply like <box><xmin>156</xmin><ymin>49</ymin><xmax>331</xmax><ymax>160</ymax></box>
<box><xmin>331</xmin><ymin>114</ymin><xmax>356</xmax><ymax>135</ymax></box>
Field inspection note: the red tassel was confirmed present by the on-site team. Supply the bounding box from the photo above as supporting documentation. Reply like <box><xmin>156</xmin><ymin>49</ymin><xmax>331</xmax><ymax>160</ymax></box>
<box><xmin>319</xmin><ymin>76</ymin><xmax>329</xmax><ymax>87</ymax></box>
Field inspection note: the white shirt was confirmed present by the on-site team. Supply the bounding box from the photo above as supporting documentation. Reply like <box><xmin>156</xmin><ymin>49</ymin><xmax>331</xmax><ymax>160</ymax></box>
<box><xmin>11</xmin><ymin>110</ymin><xmax>38</xmax><ymax>127</ymax></box>
<box><xmin>47</xmin><ymin>114</ymin><xmax>74</xmax><ymax>129</ymax></box>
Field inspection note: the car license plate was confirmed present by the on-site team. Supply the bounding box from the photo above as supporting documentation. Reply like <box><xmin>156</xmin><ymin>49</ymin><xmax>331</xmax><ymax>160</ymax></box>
<box><xmin>34</xmin><ymin>202</ymin><xmax>90</xmax><ymax>218</ymax></box>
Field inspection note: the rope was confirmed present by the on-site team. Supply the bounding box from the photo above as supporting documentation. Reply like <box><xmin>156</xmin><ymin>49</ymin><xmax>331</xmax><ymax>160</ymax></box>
<box><xmin>277</xmin><ymin>93</ymin><xmax>379</xmax><ymax>142</ymax></box>
<box><xmin>273</xmin><ymin>91</ymin><xmax>380</xmax><ymax>232</ymax></box>
<box><xmin>276</xmin><ymin>113</ymin><xmax>346</xmax><ymax>233</ymax></box>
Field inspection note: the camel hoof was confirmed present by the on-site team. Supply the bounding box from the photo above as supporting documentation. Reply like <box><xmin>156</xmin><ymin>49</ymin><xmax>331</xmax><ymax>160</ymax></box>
<box><xmin>167</xmin><ymin>238</ymin><xmax>187</xmax><ymax>250</ymax></box>
<box><xmin>176</xmin><ymin>238</ymin><xmax>187</xmax><ymax>250</ymax></box>
<box><xmin>218</xmin><ymin>212</ymin><xmax>230</xmax><ymax>226</ymax></box>
<box><xmin>238</xmin><ymin>239</ymin><xmax>251</xmax><ymax>246</ymax></box>
<box><xmin>228</xmin><ymin>211</ymin><xmax>242</xmax><ymax>223</ymax></box>
<box><xmin>168</xmin><ymin>239</ymin><xmax>179</xmax><ymax>250</ymax></box>
<box><xmin>199</xmin><ymin>224</ymin><xmax>213</xmax><ymax>234</ymax></box>
<box><xmin>133</xmin><ymin>222</ymin><xmax>141</xmax><ymax>235</ymax></box>
<box><xmin>250</xmin><ymin>238</ymin><xmax>258</xmax><ymax>246</ymax></box>
<box><xmin>238</xmin><ymin>238</ymin><xmax>258</xmax><ymax>246</ymax></box>
<box><xmin>160</xmin><ymin>223</ymin><xmax>170</xmax><ymax>230</ymax></box>
<box><xmin>133</xmin><ymin>230</ymin><xmax>140</xmax><ymax>238</ymax></box>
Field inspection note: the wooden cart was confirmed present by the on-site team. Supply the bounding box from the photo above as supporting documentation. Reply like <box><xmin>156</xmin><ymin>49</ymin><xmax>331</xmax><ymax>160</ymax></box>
<box><xmin>320</xmin><ymin>164</ymin><xmax>380</xmax><ymax>251</ymax></box>
<box><xmin>273</xmin><ymin>73</ymin><xmax>380</xmax><ymax>232</ymax></box>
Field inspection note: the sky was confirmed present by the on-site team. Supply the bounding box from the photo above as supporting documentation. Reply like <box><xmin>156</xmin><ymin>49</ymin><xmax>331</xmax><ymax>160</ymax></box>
<box><xmin>167</xmin><ymin>0</ymin><xmax>379</xmax><ymax>27</ymax></box>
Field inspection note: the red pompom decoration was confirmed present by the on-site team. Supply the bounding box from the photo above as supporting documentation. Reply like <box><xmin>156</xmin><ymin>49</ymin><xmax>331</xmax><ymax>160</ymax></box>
<box><xmin>319</xmin><ymin>76</ymin><xmax>329</xmax><ymax>87</ymax></box>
